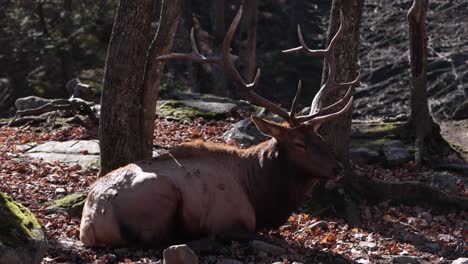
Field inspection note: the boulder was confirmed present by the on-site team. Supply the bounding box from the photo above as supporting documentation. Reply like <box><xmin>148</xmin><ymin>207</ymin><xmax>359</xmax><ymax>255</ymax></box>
<box><xmin>432</xmin><ymin>171</ymin><xmax>466</xmax><ymax>192</ymax></box>
<box><xmin>223</xmin><ymin>118</ymin><xmax>267</xmax><ymax>147</ymax></box>
<box><xmin>157</xmin><ymin>94</ymin><xmax>256</xmax><ymax>122</ymax></box>
<box><xmin>383</xmin><ymin>141</ymin><xmax>410</xmax><ymax>166</ymax></box>
<box><xmin>0</xmin><ymin>192</ymin><xmax>47</xmax><ymax>264</ymax></box>
<box><xmin>452</xmin><ymin>258</ymin><xmax>468</xmax><ymax>264</ymax></box>
<box><xmin>350</xmin><ymin>147</ymin><xmax>380</xmax><ymax>164</ymax></box>
<box><xmin>14</xmin><ymin>96</ymin><xmax>53</xmax><ymax>111</ymax></box>
<box><xmin>223</xmin><ymin>108</ymin><xmax>284</xmax><ymax>147</ymax></box>
<box><xmin>162</xmin><ymin>244</ymin><xmax>198</xmax><ymax>264</ymax></box>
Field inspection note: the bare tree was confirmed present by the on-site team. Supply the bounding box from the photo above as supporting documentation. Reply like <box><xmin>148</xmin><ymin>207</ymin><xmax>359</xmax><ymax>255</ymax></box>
<box><xmin>210</xmin><ymin>0</ymin><xmax>227</xmax><ymax>96</ymax></box>
<box><xmin>317</xmin><ymin>0</ymin><xmax>364</xmax><ymax>170</ymax></box>
<box><xmin>99</xmin><ymin>0</ymin><xmax>181</xmax><ymax>175</ymax></box>
<box><xmin>240</xmin><ymin>0</ymin><xmax>259</xmax><ymax>82</ymax></box>
<box><xmin>407</xmin><ymin>0</ymin><xmax>432</xmax><ymax>167</ymax></box>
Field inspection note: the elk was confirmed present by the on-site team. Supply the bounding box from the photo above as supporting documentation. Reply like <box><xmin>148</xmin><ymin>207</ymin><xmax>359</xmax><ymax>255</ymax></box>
<box><xmin>80</xmin><ymin>7</ymin><xmax>360</xmax><ymax>247</ymax></box>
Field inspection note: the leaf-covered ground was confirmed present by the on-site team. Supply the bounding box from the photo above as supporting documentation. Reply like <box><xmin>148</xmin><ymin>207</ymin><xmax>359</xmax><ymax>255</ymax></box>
<box><xmin>0</xmin><ymin>119</ymin><xmax>466</xmax><ymax>263</ymax></box>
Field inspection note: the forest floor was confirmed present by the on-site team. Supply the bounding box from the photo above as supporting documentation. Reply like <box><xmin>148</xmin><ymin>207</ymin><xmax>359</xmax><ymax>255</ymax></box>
<box><xmin>0</xmin><ymin>117</ymin><xmax>466</xmax><ymax>264</ymax></box>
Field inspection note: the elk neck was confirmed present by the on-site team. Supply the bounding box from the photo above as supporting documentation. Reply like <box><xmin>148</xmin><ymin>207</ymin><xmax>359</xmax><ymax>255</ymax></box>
<box><xmin>238</xmin><ymin>138</ymin><xmax>319</xmax><ymax>229</ymax></box>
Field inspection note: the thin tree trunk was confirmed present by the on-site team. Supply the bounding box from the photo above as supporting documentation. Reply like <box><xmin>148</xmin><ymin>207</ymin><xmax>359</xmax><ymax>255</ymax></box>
<box><xmin>210</xmin><ymin>0</ymin><xmax>227</xmax><ymax>97</ymax></box>
<box><xmin>61</xmin><ymin>0</ymin><xmax>74</xmax><ymax>96</ymax></box>
<box><xmin>407</xmin><ymin>0</ymin><xmax>431</xmax><ymax>167</ymax></box>
<box><xmin>99</xmin><ymin>0</ymin><xmax>181</xmax><ymax>175</ymax></box>
<box><xmin>240</xmin><ymin>0</ymin><xmax>258</xmax><ymax>83</ymax></box>
<box><xmin>141</xmin><ymin>0</ymin><xmax>181</xmax><ymax>162</ymax></box>
<box><xmin>318</xmin><ymin>0</ymin><xmax>364</xmax><ymax>170</ymax></box>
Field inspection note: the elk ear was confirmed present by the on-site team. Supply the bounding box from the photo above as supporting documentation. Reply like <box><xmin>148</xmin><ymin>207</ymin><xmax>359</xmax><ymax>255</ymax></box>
<box><xmin>251</xmin><ymin>116</ymin><xmax>285</xmax><ymax>138</ymax></box>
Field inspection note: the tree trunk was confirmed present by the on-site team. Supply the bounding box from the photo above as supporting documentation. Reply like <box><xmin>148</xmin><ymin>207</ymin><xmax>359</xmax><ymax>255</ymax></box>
<box><xmin>210</xmin><ymin>0</ymin><xmax>227</xmax><ymax>97</ymax></box>
<box><xmin>240</xmin><ymin>0</ymin><xmax>258</xmax><ymax>83</ymax></box>
<box><xmin>407</xmin><ymin>0</ymin><xmax>432</xmax><ymax>167</ymax></box>
<box><xmin>99</xmin><ymin>0</ymin><xmax>181</xmax><ymax>175</ymax></box>
<box><xmin>318</xmin><ymin>0</ymin><xmax>364</xmax><ymax>170</ymax></box>
<box><xmin>61</xmin><ymin>0</ymin><xmax>74</xmax><ymax>96</ymax></box>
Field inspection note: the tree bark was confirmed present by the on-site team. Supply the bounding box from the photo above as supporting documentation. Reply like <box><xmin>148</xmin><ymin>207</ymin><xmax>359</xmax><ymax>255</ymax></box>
<box><xmin>407</xmin><ymin>0</ymin><xmax>432</xmax><ymax>167</ymax></box>
<box><xmin>240</xmin><ymin>0</ymin><xmax>258</xmax><ymax>83</ymax></box>
<box><xmin>318</xmin><ymin>0</ymin><xmax>364</xmax><ymax>170</ymax></box>
<box><xmin>60</xmin><ymin>0</ymin><xmax>74</xmax><ymax>95</ymax></box>
<box><xmin>210</xmin><ymin>0</ymin><xmax>228</xmax><ymax>97</ymax></box>
<box><xmin>99</xmin><ymin>0</ymin><xmax>181</xmax><ymax>175</ymax></box>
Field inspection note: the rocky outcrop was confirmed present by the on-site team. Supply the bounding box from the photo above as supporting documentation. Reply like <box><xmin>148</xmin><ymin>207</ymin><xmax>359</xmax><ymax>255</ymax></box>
<box><xmin>157</xmin><ymin>93</ymin><xmax>256</xmax><ymax>122</ymax></box>
<box><xmin>23</xmin><ymin>140</ymin><xmax>99</xmax><ymax>167</ymax></box>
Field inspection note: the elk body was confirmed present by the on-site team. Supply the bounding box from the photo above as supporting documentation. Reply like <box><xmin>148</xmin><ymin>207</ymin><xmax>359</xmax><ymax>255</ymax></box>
<box><xmin>80</xmin><ymin>8</ymin><xmax>359</xmax><ymax>247</ymax></box>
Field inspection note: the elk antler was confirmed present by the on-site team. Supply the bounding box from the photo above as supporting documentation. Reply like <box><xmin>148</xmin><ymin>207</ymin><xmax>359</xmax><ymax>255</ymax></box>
<box><xmin>283</xmin><ymin>11</ymin><xmax>361</xmax><ymax>129</ymax></box>
<box><xmin>158</xmin><ymin>7</ymin><xmax>322</xmax><ymax>127</ymax></box>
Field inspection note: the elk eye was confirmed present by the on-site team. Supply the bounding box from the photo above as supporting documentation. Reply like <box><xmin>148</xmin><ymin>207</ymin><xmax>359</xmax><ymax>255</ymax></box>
<box><xmin>294</xmin><ymin>142</ymin><xmax>306</xmax><ymax>149</ymax></box>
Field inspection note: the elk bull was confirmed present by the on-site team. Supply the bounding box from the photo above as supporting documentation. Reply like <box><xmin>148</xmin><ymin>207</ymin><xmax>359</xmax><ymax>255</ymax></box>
<box><xmin>80</xmin><ymin>8</ymin><xmax>359</xmax><ymax>247</ymax></box>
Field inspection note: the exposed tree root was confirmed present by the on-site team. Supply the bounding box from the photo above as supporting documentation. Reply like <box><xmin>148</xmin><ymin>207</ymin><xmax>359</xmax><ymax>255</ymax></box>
<box><xmin>351</xmin><ymin>174</ymin><xmax>468</xmax><ymax>211</ymax></box>
<box><xmin>305</xmin><ymin>171</ymin><xmax>467</xmax><ymax>227</ymax></box>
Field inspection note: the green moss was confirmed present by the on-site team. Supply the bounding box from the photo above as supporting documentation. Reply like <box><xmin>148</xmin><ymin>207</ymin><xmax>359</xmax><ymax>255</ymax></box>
<box><xmin>157</xmin><ymin>101</ymin><xmax>219</xmax><ymax>121</ymax></box>
<box><xmin>52</xmin><ymin>193</ymin><xmax>87</xmax><ymax>217</ymax></box>
<box><xmin>350</xmin><ymin>138</ymin><xmax>393</xmax><ymax>152</ymax></box>
<box><xmin>367</xmin><ymin>122</ymin><xmax>398</xmax><ymax>133</ymax></box>
<box><xmin>0</xmin><ymin>192</ymin><xmax>41</xmax><ymax>248</ymax></box>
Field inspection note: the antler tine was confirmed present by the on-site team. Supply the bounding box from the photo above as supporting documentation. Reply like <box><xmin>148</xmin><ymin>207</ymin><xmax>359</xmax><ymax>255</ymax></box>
<box><xmin>311</xmin><ymin>96</ymin><xmax>354</xmax><ymax>131</ymax></box>
<box><xmin>157</xmin><ymin>28</ymin><xmax>221</xmax><ymax>64</ymax></box>
<box><xmin>282</xmin><ymin>10</ymin><xmax>361</xmax><ymax>128</ymax></box>
<box><xmin>289</xmin><ymin>80</ymin><xmax>302</xmax><ymax>120</ymax></box>
<box><xmin>190</xmin><ymin>28</ymin><xmax>201</xmax><ymax>56</ymax></box>
<box><xmin>157</xmin><ymin>6</ymin><xmax>296</xmax><ymax>126</ymax></box>
<box><xmin>293</xmin><ymin>84</ymin><xmax>353</xmax><ymax>124</ymax></box>
<box><xmin>282</xmin><ymin>25</ymin><xmax>327</xmax><ymax>57</ymax></box>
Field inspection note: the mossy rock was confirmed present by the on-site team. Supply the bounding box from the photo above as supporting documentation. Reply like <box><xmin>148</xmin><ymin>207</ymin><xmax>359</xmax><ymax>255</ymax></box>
<box><xmin>47</xmin><ymin>193</ymin><xmax>87</xmax><ymax>217</ymax></box>
<box><xmin>157</xmin><ymin>100</ymin><xmax>235</xmax><ymax>122</ymax></box>
<box><xmin>0</xmin><ymin>192</ymin><xmax>47</xmax><ymax>264</ymax></box>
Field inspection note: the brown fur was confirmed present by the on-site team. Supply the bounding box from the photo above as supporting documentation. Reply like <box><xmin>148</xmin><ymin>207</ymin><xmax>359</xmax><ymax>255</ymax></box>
<box><xmin>80</xmin><ymin>121</ymin><xmax>341</xmax><ymax>247</ymax></box>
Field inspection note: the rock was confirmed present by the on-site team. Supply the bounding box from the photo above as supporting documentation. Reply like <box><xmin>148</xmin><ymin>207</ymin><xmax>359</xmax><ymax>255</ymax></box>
<box><xmin>424</xmin><ymin>242</ymin><xmax>440</xmax><ymax>251</ymax></box>
<box><xmin>14</xmin><ymin>96</ymin><xmax>53</xmax><ymax>111</ymax></box>
<box><xmin>358</xmin><ymin>241</ymin><xmax>378</xmax><ymax>251</ymax></box>
<box><xmin>452</xmin><ymin>258</ymin><xmax>468</xmax><ymax>264</ymax></box>
<box><xmin>350</xmin><ymin>147</ymin><xmax>380</xmax><ymax>164</ymax></box>
<box><xmin>433</xmin><ymin>215</ymin><xmax>447</xmax><ymax>223</ymax></box>
<box><xmin>24</xmin><ymin>140</ymin><xmax>99</xmax><ymax>167</ymax></box>
<box><xmin>418</xmin><ymin>211</ymin><xmax>432</xmax><ymax>222</ymax></box>
<box><xmin>250</xmin><ymin>240</ymin><xmax>285</xmax><ymax>256</ymax></box>
<box><xmin>216</xmin><ymin>259</ymin><xmax>243</xmax><ymax>264</ymax></box>
<box><xmin>432</xmin><ymin>172</ymin><xmax>465</xmax><ymax>192</ymax></box>
<box><xmin>223</xmin><ymin>117</ymin><xmax>267</xmax><ymax>147</ymax></box>
<box><xmin>0</xmin><ymin>192</ymin><xmax>48</xmax><ymax>264</ymax></box>
<box><xmin>163</xmin><ymin>244</ymin><xmax>198</xmax><ymax>264</ymax></box>
<box><xmin>383</xmin><ymin>144</ymin><xmax>410</xmax><ymax>167</ymax></box>
<box><xmin>407</xmin><ymin>217</ymin><xmax>429</xmax><ymax>228</ymax></box>
<box><xmin>223</xmin><ymin>108</ymin><xmax>288</xmax><ymax>146</ymax></box>
<box><xmin>384</xmin><ymin>140</ymin><xmax>405</xmax><ymax>148</ymax></box>
<box><xmin>15</xmin><ymin>143</ymin><xmax>37</xmax><ymax>153</ymax></box>
<box><xmin>46</xmin><ymin>193</ymin><xmax>87</xmax><ymax>217</ymax></box>
<box><xmin>391</xmin><ymin>255</ymin><xmax>420</xmax><ymax>264</ymax></box>
<box><xmin>157</xmin><ymin>95</ymin><xmax>256</xmax><ymax>122</ymax></box>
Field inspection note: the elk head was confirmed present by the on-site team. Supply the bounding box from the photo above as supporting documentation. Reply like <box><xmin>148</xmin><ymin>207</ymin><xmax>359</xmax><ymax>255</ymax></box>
<box><xmin>157</xmin><ymin>7</ymin><xmax>360</xmax><ymax>181</ymax></box>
